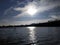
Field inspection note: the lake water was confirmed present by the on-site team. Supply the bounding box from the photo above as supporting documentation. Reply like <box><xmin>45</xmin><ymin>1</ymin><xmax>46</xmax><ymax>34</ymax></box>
<box><xmin>0</xmin><ymin>27</ymin><xmax>60</xmax><ymax>45</ymax></box>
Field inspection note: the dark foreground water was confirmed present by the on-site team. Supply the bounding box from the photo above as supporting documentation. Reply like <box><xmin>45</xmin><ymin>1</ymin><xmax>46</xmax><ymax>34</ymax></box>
<box><xmin>0</xmin><ymin>27</ymin><xmax>60</xmax><ymax>45</ymax></box>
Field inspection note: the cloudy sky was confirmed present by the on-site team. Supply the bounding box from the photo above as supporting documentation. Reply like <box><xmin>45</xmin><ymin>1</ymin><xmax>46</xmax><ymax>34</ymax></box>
<box><xmin>0</xmin><ymin>0</ymin><xmax>60</xmax><ymax>26</ymax></box>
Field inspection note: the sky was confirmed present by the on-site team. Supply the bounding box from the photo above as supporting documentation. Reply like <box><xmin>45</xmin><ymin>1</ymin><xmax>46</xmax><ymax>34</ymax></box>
<box><xmin>0</xmin><ymin>0</ymin><xmax>60</xmax><ymax>26</ymax></box>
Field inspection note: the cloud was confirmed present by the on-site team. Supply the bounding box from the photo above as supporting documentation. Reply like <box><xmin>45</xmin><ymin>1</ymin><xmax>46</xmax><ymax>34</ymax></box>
<box><xmin>4</xmin><ymin>7</ymin><xmax>13</xmax><ymax>15</ymax></box>
<box><xmin>4</xmin><ymin>0</ymin><xmax>60</xmax><ymax>18</ymax></box>
<box><xmin>50</xmin><ymin>15</ymin><xmax>60</xmax><ymax>20</ymax></box>
<box><xmin>0</xmin><ymin>18</ymin><xmax>51</xmax><ymax>26</ymax></box>
<box><xmin>13</xmin><ymin>0</ymin><xmax>60</xmax><ymax>18</ymax></box>
<box><xmin>6</xmin><ymin>19</ymin><xmax>49</xmax><ymax>25</ymax></box>
<box><xmin>2</xmin><ymin>0</ymin><xmax>60</xmax><ymax>25</ymax></box>
<box><xmin>3</xmin><ymin>0</ymin><xmax>28</xmax><ymax>16</ymax></box>
<box><xmin>51</xmin><ymin>15</ymin><xmax>58</xmax><ymax>19</ymax></box>
<box><xmin>0</xmin><ymin>19</ymin><xmax>11</xmax><ymax>26</ymax></box>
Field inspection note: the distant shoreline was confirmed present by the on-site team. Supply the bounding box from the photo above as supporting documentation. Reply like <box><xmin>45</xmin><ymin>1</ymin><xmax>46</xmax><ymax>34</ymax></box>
<box><xmin>0</xmin><ymin>20</ymin><xmax>60</xmax><ymax>28</ymax></box>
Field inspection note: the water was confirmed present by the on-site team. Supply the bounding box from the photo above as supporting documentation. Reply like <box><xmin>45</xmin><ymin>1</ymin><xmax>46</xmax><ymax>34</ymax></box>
<box><xmin>0</xmin><ymin>27</ymin><xmax>60</xmax><ymax>45</ymax></box>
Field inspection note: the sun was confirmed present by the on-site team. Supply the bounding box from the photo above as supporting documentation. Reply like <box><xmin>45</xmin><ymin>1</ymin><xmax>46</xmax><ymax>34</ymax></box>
<box><xmin>26</xmin><ymin>5</ymin><xmax>37</xmax><ymax>16</ymax></box>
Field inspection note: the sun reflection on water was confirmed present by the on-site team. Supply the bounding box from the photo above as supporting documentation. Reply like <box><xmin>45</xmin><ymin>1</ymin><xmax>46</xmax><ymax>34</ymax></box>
<box><xmin>27</xmin><ymin>27</ymin><xmax>36</xmax><ymax>45</ymax></box>
<box><xmin>27</xmin><ymin>27</ymin><xmax>35</xmax><ymax>30</ymax></box>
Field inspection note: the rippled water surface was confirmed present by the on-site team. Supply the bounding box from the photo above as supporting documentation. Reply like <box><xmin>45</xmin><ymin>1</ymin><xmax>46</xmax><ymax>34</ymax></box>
<box><xmin>0</xmin><ymin>27</ymin><xmax>60</xmax><ymax>45</ymax></box>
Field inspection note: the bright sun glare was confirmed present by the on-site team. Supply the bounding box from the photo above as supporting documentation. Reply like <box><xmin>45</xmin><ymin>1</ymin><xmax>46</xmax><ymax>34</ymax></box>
<box><xmin>26</xmin><ymin>5</ymin><xmax>37</xmax><ymax>16</ymax></box>
<box><xmin>27</xmin><ymin>27</ymin><xmax>35</xmax><ymax>30</ymax></box>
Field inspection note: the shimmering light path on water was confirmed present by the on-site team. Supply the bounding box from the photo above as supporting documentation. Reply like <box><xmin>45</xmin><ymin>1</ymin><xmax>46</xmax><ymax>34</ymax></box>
<box><xmin>27</xmin><ymin>27</ymin><xmax>36</xmax><ymax>45</ymax></box>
